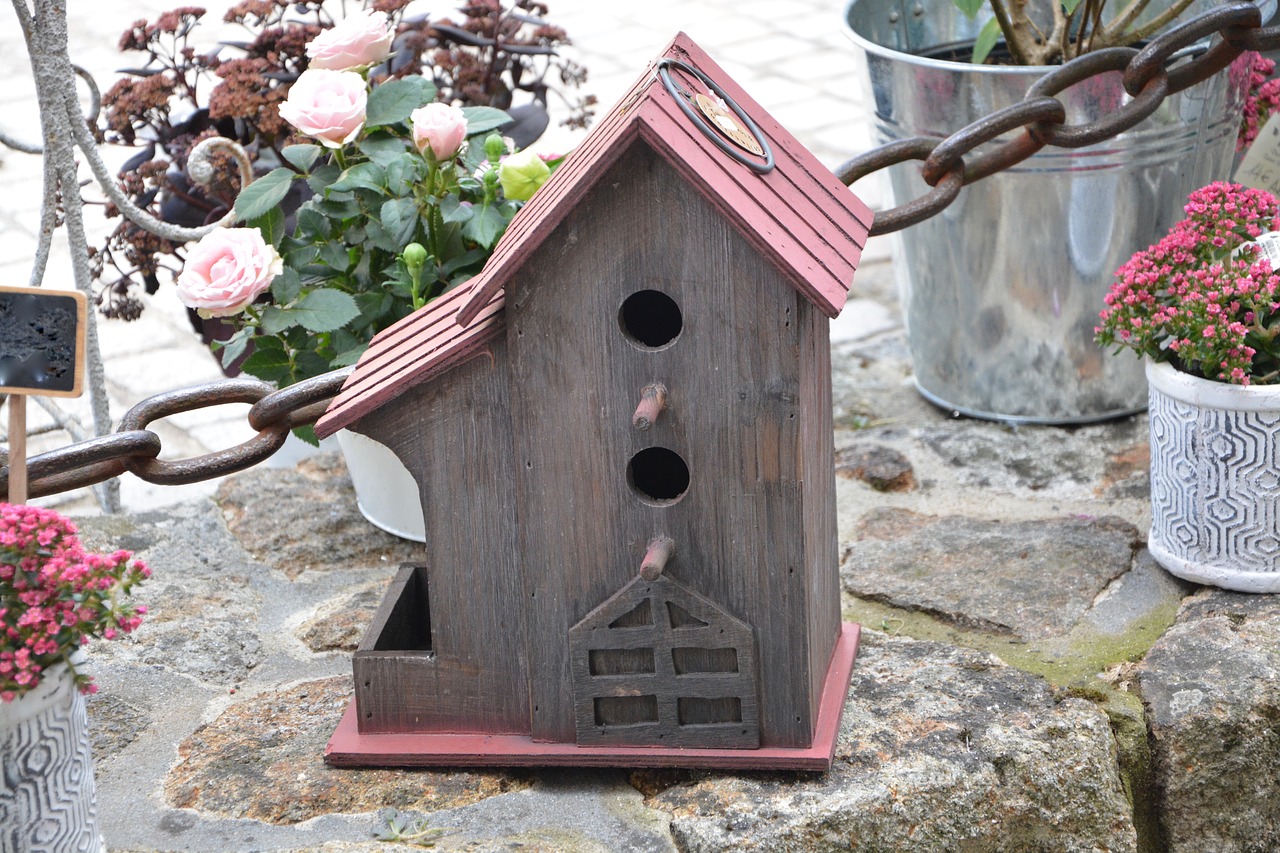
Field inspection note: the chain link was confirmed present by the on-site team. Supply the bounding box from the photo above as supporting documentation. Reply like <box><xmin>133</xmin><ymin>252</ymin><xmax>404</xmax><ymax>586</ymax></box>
<box><xmin>6</xmin><ymin>4</ymin><xmax>1280</xmax><ymax>497</ymax></box>
<box><xmin>1</xmin><ymin>369</ymin><xmax>352</xmax><ymax>499</ymax></box>
<box><xmin>839</xmin><ymin>1</ymin><xmax>1280</xmax><ymax>236</ymax></box>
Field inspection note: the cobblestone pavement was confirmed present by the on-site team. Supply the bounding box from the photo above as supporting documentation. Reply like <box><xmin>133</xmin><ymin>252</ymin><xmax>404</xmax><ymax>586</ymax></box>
<box><xmin>0</xmin><ymin>0</ymin><xmax>890</xmax><ymax>512</ymax></box>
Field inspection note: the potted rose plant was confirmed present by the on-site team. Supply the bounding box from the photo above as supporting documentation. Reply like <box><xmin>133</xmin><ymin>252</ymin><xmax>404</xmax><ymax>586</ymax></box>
<box><xmin>1096</xmin><ymin>181</ymin><xmax>1280</xmax><ymax>592</ymax></box>
<box><xmin>173</xmin><ymin>10</ymin><xmax>559</xmax><ymax>539</ymax></box>
<box><xmin>842</xmin><ymin>0</ymin><xmax>1273</xmax><ymax>424</ymax></box>
<box><xmin>1</xmin><ymin>503</ymin><xmax>149</xmax><ymax>851</ymax></box>
<box><xmin>92</xmin><ymin>0</ymin><xmax>591</xmax><ymax>327</ymax></box>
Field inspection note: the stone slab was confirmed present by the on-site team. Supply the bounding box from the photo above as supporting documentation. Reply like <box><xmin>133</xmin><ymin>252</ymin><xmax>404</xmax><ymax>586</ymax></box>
<box><xmin>645</xmin><ymin>633</ymin><xmax>1137</xmax><ymax>852</ymax></box>
<box><xmin>1137</xmin><ymin>589</ymin><xmax>1280</xmax><ymax>853</ymax></box>
<box><xmin>842</xmin><ymin>508</ymin><xmax>1142</xmax><ymax>639</ymax></box>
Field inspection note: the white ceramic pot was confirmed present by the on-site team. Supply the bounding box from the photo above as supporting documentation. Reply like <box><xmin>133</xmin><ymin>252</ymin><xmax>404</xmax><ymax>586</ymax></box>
<box><xmin>336</xmin><ymin>429</ymin><xmax>426</xmax><ymax>542</ymax></box>
<box><xmin>1147</xmin><ymin>359</ymin><xmax>1280</xmax><ymax>592</ymax></box>
<box><xmin>0</xmin><ymin>660</ymin><xmax>103</xmax><ymax>852</ymax></box>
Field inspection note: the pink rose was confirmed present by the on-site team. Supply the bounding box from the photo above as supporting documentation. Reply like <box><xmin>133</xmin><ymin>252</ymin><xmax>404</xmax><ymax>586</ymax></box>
<box><xmin>279</xmin><ymin>69</ymin><xmax>367</xmax><ymax>148</ymax></box>
<box><xmin>411</xmin><ymin>102</ymin><xmax>469</xmax><ymax>161</ymax></box>
<box><xmin>306</xmin><ymin>9</ymin><xmax>394</xmax><ymax>71</ymax></box>
<box><xmin>177</xmin><ymin>228</ymin><xmax>283</xmax><ymax>317</ymax></box>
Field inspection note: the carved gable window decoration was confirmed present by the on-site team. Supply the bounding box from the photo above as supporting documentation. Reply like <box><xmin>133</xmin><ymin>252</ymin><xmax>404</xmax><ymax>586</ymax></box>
<box><xmin>569</xmin><ymin>573</ymin><xmax>760</xmax><ymax>748</ymax></box>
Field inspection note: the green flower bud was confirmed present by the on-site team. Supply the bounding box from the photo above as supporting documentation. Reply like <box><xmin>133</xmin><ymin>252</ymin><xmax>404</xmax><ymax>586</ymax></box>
<box><xmin>498</xmin><ymin>149</ymin><xmax>552</xmax><ymax>202</ymax></box>
<box><xmin>484</xmin><ymin>133</ymin><xmax>506</xmax><ymax>165</ymax></box>
<box><xmin>403</xmin><ymin>242</ymin><xmax>428</xmax><ymax>273</ymax></box>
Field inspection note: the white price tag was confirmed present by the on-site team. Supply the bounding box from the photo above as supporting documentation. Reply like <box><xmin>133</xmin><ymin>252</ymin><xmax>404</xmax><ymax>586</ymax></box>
<box><xmin>1235</xmin><ymin>113</ymin><xmax>1280</xmax><ymax>194</ymax></box>
<box><xmin>1241</xmin><ymin>230</ymin><xmax>1280</xmax><ymax>270</ymax></box>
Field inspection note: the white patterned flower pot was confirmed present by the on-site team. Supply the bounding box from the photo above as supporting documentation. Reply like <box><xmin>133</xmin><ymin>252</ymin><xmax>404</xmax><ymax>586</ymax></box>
<box><xmin>336</xmin><ymin>429</ymin><xmax>426</xmax><ymax>543</ymax></box>
<box><xmin>1147</xmin><ymin>359</ymin><xmax>1280</xmax><ymax>593</ymax></box>
<box><xmin>0</xmin><ymin>663</ymin><xmax>103</xmax><ymax>853</ymax></box>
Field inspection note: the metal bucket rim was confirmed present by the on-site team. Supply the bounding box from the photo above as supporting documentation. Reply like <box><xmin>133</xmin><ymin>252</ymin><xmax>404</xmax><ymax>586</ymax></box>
<box><xmin>841</xmin><ymin>0</ymin><xmax>1276</xmax><ymax>74</ymax></box>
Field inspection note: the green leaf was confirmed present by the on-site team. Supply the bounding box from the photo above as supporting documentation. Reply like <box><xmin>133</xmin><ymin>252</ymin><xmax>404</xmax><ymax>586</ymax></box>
<box><xmin>241</xmin><ymin>337</ymin><xmax>291</xmax><ymax>384</ymax></box>
<box><xmin>462</xmin><ymin>106</ymin><xmax>512</xmax><ymax>137</ymax></box>
<box><xmin>439</xmin><ymin>195</ymin><xmax>473</xmax><ymax>225</ymax></box>
<box><xmin>282</xmin><ymin>143</ymin><xmax>323</xmax><ymax>172</ymax></box>
<box><xmin>384</xmin><ymin>153</ymin><xmax>423</xmax><ymax>193</ymax></box>
<box><xmin>271</xmin><ymin>267</ymin><xmax>303</xmax><ymax>304</ymax></box>
<box><xmin>331</xmin><ymin>341</ymin><xmax>369</xmax><ymax>367</ymax></box>
<box><xmin>463</xmin><ymin>204</ymin><xmax>508</xmax><ymax>249</ymax></box>
<box><xmin>1061</xmin><ymin>0</ymin><xmax>1084</xmax><ymax>12</ymax></box>
<box><xmin>307</xmin><ymin>163</ymin><xmax>341</xmax><ymax>194</ymax></box>
<box><xmin>234</xmin><ymin>168</ymin><xmax>295</xmax><ymax>222</ymax></box>
<box><xmin>440</xmin><ymin>247</ymin><xmax>487</xmax><ymax>279</ymax></box>
<box><xmin>295</xmin><ymin>207</ymin><xmax>331</xmax><ymax>240</ymax></box>
<box><xmin>329</xmin><ymin>161</ymin><xmax>387</xmax><ymax>193</ymax></box>
<box><xmin>291</xmin><ymin>288</ymin><xmax>361</xmax><ymax>333</ymax></box>
<box><xmin>259</xmin><ymin>305</ymin><xmax>296</xmax><ymax>335</ymax></box>
<box><xmin>953</xmin><ymin>0</ymin><xmax>986</xmax><ymax>17</ymax></box>
<box><xmin>294</xmin><ymin>350</ymin><xmax>332</xmax><ymax>383</ymax></box>
<box><xmin>972</xmin><ymin>17</ymin><xmax>1001</xmax><ymax>64</ymax></box>
<box><xmin>249</xmin><ymin>204</ymin><xmax>285</xmax><ymax>247</ymax></box>
<box><xmin>365</xmin><ymin>77</ymin><xmax>431</xmax><ymax>127</ymax></box>
<box><xmin>380</xmin><ymin>197</ymin><xmax>420</xmax><ymax>246</ymax></box>
<box><xmin>318</xmin><ymin>240</ymin><xmax>351</xmax><ymax>271</ymax></box>
<box><xmin>360</xmin><ymin>135</ymin><xmax>409</xmax><ymax>167</ymax></box>
<box><xmin>291</xmin><ymin>424</ymin><xmax>320</xmax><ymax>447</ymax></box>
<box><xmin>217</xmin><ymin>327</ymin><xmax>253</xmax><ymax>369</ymax></box>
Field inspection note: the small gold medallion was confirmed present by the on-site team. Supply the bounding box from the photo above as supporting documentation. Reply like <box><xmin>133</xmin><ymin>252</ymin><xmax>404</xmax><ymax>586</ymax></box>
<box><xmin>694</xmin><ymin>92</ymin><xmax>764</xmax><ymax>156</ymax></box>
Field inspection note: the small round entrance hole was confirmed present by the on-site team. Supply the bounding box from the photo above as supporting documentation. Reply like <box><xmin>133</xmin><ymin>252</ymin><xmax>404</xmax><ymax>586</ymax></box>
<box><xmin>628</xmin><ymin>447</ymin><xmax>690</xmax><ymax>504</ymax></box>
<box><xmin>620</xmin><ymin>290</ymin><xmax>682</xmax><ymax>348</ymax></box>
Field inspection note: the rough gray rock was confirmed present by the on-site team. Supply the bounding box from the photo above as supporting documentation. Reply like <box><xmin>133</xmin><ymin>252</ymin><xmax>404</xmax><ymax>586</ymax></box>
<box><xmin>842</xmin><ymin>509</ymin><xmax>1142</xmax><ymax>638</ymax></box>
<box><xmin>216</xmin><ymin>453</ymin><xmax>422</xmax><ymax>578</ymax></box>
<box><xmin>916</xmin><ymin>418</ymin><xmax>1147</xmax><ymax>494</ymax></box>
<box><xmin>1137</xmin><ymin>589</ymin><xmax>1280</xmax><ymax>852</ymax></box>
<box><xmin>645</xmin><ymin>633</ymin><xmax>1137</xmax><ymax>852</ymax></box>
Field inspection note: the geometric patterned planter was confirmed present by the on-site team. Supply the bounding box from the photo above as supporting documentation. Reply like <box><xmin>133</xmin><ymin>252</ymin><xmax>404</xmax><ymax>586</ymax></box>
<box><xmin>1147</xmin><ymin>358</ymin><xmax>1280</xmax><ymax>592</ymax></box>
<box><xmin>0</xmin><ymin>661</ymin><xmax>102</xmax><ymax>853</ymax></box>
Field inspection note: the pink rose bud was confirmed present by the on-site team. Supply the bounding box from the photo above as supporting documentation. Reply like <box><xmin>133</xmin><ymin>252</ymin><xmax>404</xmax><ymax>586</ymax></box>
<box><xmin>279</xmin><ymin>68</ymin><xmax>367</xmax><ymax>148</ymax></box>
<box><xmin>176</xmin><ymin>228</ymin><xmax>283</xmax><ymax>317</ymax></box>
<box><xmin>306</xmin><ymin>9</ymin><xmax>395</xmax><ymax>71</ymax></box>
<box><xmin>411</xmin><ymin>102</ymin><xmax>469</xmax><ymax>161</ymax></box>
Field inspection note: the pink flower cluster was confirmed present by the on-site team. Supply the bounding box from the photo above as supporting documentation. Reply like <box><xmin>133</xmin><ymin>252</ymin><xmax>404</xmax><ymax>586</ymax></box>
<box><xmin>1</xmin><ymin>504</ymin><xmax>149</xmax><ymax>701</ymax></box>
<box><xmin>1097</xmin><ymin>182</ymin><xmax>1280</xmax><ymax>385</ymax></box>
<box><xmin>1239</xmin><ymin>54</ymin><xmax>1280</xmax><ymax>153</ymax></box>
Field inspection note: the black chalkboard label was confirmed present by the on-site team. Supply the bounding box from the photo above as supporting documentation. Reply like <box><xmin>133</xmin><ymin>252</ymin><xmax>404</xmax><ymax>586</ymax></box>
<box><xmin>0</xmin><ymin>285</ymin><xmax>86</xmax><ymax>397</ymax></box>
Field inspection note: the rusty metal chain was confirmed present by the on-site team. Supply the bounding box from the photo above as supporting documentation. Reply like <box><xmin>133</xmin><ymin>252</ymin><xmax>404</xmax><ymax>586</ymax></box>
<box><xmin>7</xmin><ymin>2</ymin><xmax>1280</xmax><ymax>499</ymax></box>
<box><xmin>837</xmin><ymin>1</ymin><xmax>1280</xmax><ymax>236</ymax></box>
<box><xmin>0</xmin><ymin>368</ymin><xmax>352</xmax><ymax>499</ymax></box>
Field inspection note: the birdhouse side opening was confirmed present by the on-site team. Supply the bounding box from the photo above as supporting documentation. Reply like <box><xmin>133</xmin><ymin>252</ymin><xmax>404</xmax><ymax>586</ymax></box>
<box><xmin>619</xmin><ymin>289</ymin><xmax>683</xmax><ymax>349</ymax></box>
<box><xmin>365</xmin><ymin>564</ymin><xmax>434</xmax><ymax>654</ymax></box>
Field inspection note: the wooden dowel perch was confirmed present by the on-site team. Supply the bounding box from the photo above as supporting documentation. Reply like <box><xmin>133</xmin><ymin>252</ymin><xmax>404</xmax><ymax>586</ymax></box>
<box><xmin>632</xmin><ymin>383</ymin><xmax>668</xmax><ymax>430</ymax></box>
<box><xmin>640</xmin><ymin>536</ymin><xmax>675</xmax><ymax>581</ymax></box>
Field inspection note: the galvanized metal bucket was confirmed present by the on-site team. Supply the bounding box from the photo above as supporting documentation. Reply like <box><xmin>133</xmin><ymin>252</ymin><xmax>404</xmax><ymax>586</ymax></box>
<box><xmin>844</xmin><ymin>0</ymin><xmax>1266</xmax><ymax>424</ymax></box>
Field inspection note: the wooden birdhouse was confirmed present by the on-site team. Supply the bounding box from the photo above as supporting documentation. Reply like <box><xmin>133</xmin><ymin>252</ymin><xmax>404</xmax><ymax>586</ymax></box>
<box><xmin>316</xmin><ymin>33</ymin><xmax>873</xmax><ymax>770</ymax></box>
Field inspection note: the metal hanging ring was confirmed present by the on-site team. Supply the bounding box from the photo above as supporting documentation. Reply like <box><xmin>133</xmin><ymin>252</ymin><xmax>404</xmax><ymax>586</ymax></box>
<box><xmin>656</xmin><ymin>58</ymin><xmax>775</xmax><ymax>174</ymax></box>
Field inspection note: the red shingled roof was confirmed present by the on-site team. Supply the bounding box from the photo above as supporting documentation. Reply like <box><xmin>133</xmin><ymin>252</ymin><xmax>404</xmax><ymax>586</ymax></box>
<box><xmin>315</xmin><ymin>31</ymin><xmax>872</xmax><ymax>439</ymax></box>
<box><xmin>456</xmin><ymin>31</ymin><xmax>872</xmax><ymax>326</ymax></box>
<box><xmin>314</xmin><ymin>282</ymin><xmax>503</xmax><ymax>438</ymax></box>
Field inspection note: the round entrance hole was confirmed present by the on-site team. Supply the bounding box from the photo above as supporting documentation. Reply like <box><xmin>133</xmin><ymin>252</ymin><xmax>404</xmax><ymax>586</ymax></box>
<box><xmin>628</xmin><ymin>447</ymin><xmax>690</xmax><ymax>504</ymax></box>
<box><xmin>620</xmin><ymin>290</ymin><xmax>682</xmax><ymax>348</ymax></box>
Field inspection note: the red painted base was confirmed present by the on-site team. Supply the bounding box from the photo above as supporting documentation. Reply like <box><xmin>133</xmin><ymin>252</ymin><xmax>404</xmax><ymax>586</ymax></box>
<box><xmin>325</xmin><ymin>622</ymin><xmax>860</xmax><ymax>770</ymax></box>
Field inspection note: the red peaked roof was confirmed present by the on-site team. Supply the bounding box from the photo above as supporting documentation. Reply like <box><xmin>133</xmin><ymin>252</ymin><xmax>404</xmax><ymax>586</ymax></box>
<box><xmin>314</xmin><ymin>282</ymin><xmax>503</xmax><ymax>438</ymax></box>
<box><xmin>315</xmin><ymin>32</ymin><xmax>872</xmax><ymax>439</ymax></box>
<box><xmin>456</xmin><ymin>31</ymin><xmax>872</xmax><ymax>326</ymax></box>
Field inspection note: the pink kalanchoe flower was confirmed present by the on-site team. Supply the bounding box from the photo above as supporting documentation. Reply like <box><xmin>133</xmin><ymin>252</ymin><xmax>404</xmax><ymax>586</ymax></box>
<box><xmin>1096</xmin><ymin>182</ymin><xmax>1280</xmax><ymax>385</ymax></box>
